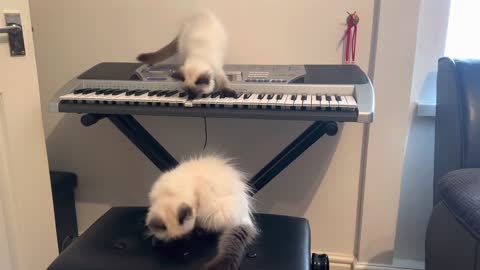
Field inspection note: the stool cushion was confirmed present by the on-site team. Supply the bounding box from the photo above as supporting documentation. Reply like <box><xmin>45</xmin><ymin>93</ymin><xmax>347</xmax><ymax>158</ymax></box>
<box><xmin>48</xmin><ymin>207</ymin><xmax>311</xmax><ymax>270</ymax></box>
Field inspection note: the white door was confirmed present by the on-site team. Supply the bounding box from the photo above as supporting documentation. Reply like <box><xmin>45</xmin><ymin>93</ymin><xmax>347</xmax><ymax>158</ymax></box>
<box><xmin>0</xmin><ymin>0</ymin><xmax>58</xmax><ymax>269</ymax></box>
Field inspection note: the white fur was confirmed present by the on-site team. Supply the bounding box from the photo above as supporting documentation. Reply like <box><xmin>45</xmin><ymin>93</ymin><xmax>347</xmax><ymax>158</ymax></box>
<box><xmin>146</xmin><ymin>154</ymin><xmax>254</xmax><ymax>241</ymax></box>
<box><xmin>176</xmin><ymin>9</ymin><xmax>228</xmax><ymax>94</ymax></box>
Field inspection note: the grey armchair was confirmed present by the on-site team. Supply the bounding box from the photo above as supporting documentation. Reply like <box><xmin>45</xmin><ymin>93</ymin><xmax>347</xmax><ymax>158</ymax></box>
<box><xmin>426</xmin><ymin>57</ymin><xmax>480</xmax><ymax>270</ymax></box>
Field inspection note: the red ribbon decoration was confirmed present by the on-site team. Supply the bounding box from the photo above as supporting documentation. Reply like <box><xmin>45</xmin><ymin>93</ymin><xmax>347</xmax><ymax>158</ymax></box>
<box><xmin>345</xmin><ymin>12</ymin><xmax>359</xmax><ymax>64</ymax></box>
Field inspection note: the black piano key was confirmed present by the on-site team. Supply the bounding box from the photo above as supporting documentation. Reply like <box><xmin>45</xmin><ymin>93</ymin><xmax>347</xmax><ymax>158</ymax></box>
<box><xmin>291</xmin><ymin>94</ymin><xmax>297</xmax><ymax>100</ymax></box>
<box><xmin>326</xmin><ymin>96</ymin><xmax>332</xmax><ymax>101</ymax></box>
<box><xmin>276</xmin><ymin>94</ymin><xmax>284</xmax><ymax>100</ymax></box>
<box><xmin>258</xmin><ymin>94</ymin><xmax>265</xmax><ymax>99</ymax></box>
<box><xmin>156</xmin><ymin>90</ymin><xmax>168</xmax><ymax>96</ymax></box>
<box><xmin>202</xmin><ymin>93</ymin><xmax>211</xmax><ymax>98</ymax></box>
<box><xmin>73</xmin><ymin>89</ymin><xmax>85</xmax><ymax>94</ymax></box>
<box><xmin>179</xmin><ymin>92</ymin><xmax>187</xmax><ymax>97</ymax></box>
<box><xmin>335</xmin><ymin>95</ymin><xmax>342</xmax><ymax>101</ymax></box>
<box><xmin>233</xmin><ymin>93</ymin><xmax>243</xmax><ymax>99</ymax></box>
<box><xmin>134</xmin><ymin>90</ymin><xmax>149</xmax><ymax>96</ymax></box>
<box><xmin>316</xmin><ymin>95</ymin><xmax>322</xmax><ymax>101</ymax></box>
<box><xmin>165</xmin><ymin>90</ymin><xmax>179</xmax><ymax>97</ymax></box>
<box><xmin>126</xmin><ymin>90</ymin><xmax>139</xmax><ymax>96</ymax></box>
<box><xmin>82</xmin><ymin>88</ymin><xmax>95</xmax><ymax>94</ymax></box>
<box><xmin>243</xmin><ymin>93</ymin><xmax>252</xmax><ymax>99</ymax></box>
<box><xmin>148</xmin><ymin>90</ymin><xmax>160</xmax><ymax>96</ymax></box>
<box><xmin>301</xmin><ymin>95</ymin><xmax>307</xmax><ymax>101</ymax></box>
<box><xmin>95</xmin><ymin>89</ymin><xmax>106</xmax><ymax>95</ymax></box>
<box><xmin>111</xmin><ymin>89</ymin><xmax>126</xmax><ymax>96</ymax></box>
<box><xmin>267</xmin><ymin>94</ymin><xmax>274</xmax><ymax>100</ymax></box>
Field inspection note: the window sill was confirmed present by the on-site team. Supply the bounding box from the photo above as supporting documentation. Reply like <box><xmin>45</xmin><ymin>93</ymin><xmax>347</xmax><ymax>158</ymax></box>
<box><xmin>416</xmin><ymin>101</ymin><xmax>436</xmax><ymax>117</ymax></box>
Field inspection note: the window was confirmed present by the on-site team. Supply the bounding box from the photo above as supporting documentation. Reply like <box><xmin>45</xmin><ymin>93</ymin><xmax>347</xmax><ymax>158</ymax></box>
<box><xmin>445</xmin><ymin>0</ymin><xmax>480</xmax><ymax>58</ymax></box>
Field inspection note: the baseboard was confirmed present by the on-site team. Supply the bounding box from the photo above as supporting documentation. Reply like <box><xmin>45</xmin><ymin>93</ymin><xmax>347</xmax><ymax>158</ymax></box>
<box><xmin>354</xmin><ymin>260</ymin><xmax>424</xmax><ymax>270</ymax></box>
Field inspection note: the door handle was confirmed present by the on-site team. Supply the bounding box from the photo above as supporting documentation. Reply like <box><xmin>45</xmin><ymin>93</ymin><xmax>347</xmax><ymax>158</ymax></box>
<box><xmin>0</xmin><ymin>24</ymin><xmax>21</xmax><ymax>34</ymax></box>
<box><xmin>1</xmin><ymin>13</ymin><xmax>25</xmax><ymax>56</ymax></box>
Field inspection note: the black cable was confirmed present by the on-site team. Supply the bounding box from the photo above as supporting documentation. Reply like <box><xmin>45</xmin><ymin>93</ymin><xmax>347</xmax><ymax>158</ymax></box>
<box><xmin>203</xmin><ymin>117</ymin><xmax>208</xmax><ymax>151</ymax></box>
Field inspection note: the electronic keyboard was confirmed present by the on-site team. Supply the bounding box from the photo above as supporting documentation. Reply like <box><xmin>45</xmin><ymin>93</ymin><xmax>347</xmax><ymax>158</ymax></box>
<box><xmin>49</xmin><ymin>63</ymin><xmax>375</xmax><ymax>123</ymax></box>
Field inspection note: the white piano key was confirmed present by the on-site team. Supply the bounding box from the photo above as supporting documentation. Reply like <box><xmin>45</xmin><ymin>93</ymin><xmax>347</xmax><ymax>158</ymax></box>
<box><xmin>337</xmin><ymin>95</ymin><xmax>348</xmax><ymax>110</ymax></box>
<box><xmin>245</xmin><ymin>94</ymin><xmax>259</xmax><ymax>109</ymax></box>
<box><xmin>311</xmin><ymin>95</ymin><xmax>321</xmax><ymax>110</ymax></box>
<box><xmin>328</xmin><ymin>95</ymin><xmax>338</xmax><ymax>110</ymax></box>
<box><xmin>259</xmin><ymin>94</ymin><xmax>271</xmax><ymax>108</ymax></box>
<box><xmin>275</xmin><ymin>94</ymin><xmax>288</xmax><ymax>109</ymax></box>
<box><xmin>293</xmin><ymin>95</ymin><xmax>303</xmax><ymax>109</ymax></box>
<box><xmin>304</xmin><ymin>95</ymin><xmax>313</xmax><ymax>110</ymax></box>
<box><xmin>345</xmin><ymin>95</ymin><xmax>358</xmax><ymax>110</ymax></box>
<box><xmin>267</xmin><ymin>94</ymin><xmax>278</xmax><ymax>108</ymax></box>
<box><xmin>231</xmin><ymin>94</ymin><xmax>246</xmax><ymax>108</ymax></box>
<box><xmin>320</xmin><ymin>95</ymin><xmax>329</xmax><ymax>111</ymax></box>
<box><xmin>284</xmin><ymin>94</ymin><xmax>295</xmax><ymax>110</ymax></box>
<box><xmin>222</xmin><ymin>96</ymin><xmax>237</xmax><ymax>108</ymax></box>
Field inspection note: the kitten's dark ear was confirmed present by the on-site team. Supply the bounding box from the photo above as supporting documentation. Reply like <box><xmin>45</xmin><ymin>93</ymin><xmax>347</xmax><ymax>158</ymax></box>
<box><xmin>178</xmin><ymin>203</ymin><xmax>193</xmax><ymax>225</ymax></box>
<box><xmin>171</xmin><ymin>70</ymin><xmax>185</xmax><ymax>81</ymax></box>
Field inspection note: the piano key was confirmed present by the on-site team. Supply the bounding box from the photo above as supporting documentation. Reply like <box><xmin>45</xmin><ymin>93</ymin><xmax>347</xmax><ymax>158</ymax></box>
<box><xmin>244</xmin><ymin>93</ymin><xmax>259</xmax><ymax>108</ymax></box>
<box><xmin>94</xmin><ymin>89</ymin><xmax>106</xmax><ymax>95</ymax></box>
<box><xmin>284</xmin><ymin>94</ymin><xmax>295</xmax><ymax>110</ymax></box>
<box><xmin>276</xmin><ymin>94</ymin><xmax>289</xmax><ymax>109</ymax></box>
<box><xmin>232</xmin><ymin>93</ymin><xmax>246</xmax><ymax>108</ymax></box>
<box><xmin>156</xmin><ymin>90</ymin><xmax>168</xmax><ymax>96</ymax></box>
<box><xmin>191</xmin><ymin>94</ymin><xmax>210</xmax><ymax>107</ymax></box>
<box><xmin>328</xmin><ymin>95</ymin><xmax>339</xmax><ymax>110</ymax></box>
<box><xmin>293</xmin><ymin>95</ymin><xmax>303</xmax><ymax>109</ymax></box>
<box><xmin>345</xmin><ymin>96</ymin><xmax>358</xmax><ymax>110</ymax></box>
<box><xmin>320</xmin><ymin>95</ymin><xmax>329</xmax><ymax>110</ymax></box>
<box><xmin>267</xmin><ymin>94</ymin><xmax>274</xmax><ymax>100</ymax></box>
<box><xmin>267</xmin><ymin>94</ymin><xmax>278</xmax><ymax>108</ymax></box>
<box><xmin>73</xmin><ymin>89</ymin><xmax>86</xmax><ymax>95</ymax></box>
<box><xmin>259</xmin><ymin>95</ymin><xmax>270</xmax><ymax>108</ymax></box>
<box><xmin>148</xmin><ymin>90</ymin><xmax>161</xmax><ymax>96</ymax></box>
<box><xmin>303</xmin><ymin>95</ymin><xmax>313</xmax><ymax>110</ymax></box>
<box><xmin>336</xmin><ymin>95</ymin><xmax>348</xmax><ymax>110</ymax></box>
<box><xmin>312</xmin><ymin>94</ymin><xmax>321</xmax><ymax>109</ymax></box>
<box><xmin>112</xmin><ymin>89</ymin><xmax>127</xmax><ymax>96</ymax></box>
<box><xmin>243</xmin><ymin>93</ymin><xmax>252</xmax><ymax>99</ymax></box>
<box><xmin>165</xmin><ymin>90</ymin><xmax>179</xmax><ymax>97</ymax></box>
<box><xmin>125</xmin><ymin>89</ymin><xmax>139</xmax><ymax>96</ymax></box>
<box><xmin>276</xmin><ymin>94</ymin><xmax>284</xmax><ymax>100</ymax></box>
<box><xmin>103</xmin><ymin>89</ymin><xmax>115</xmax><ymax>95</ymax></box>
<box><xmin>301</xmin><ymin>95</ymin><xmax>307</xmax><ymax>101</ymax></box>
<box><xmin>222</xmin><ymin>96</ymin><xmax>236</xmax><ymax>108</ymax></box>
<box><xmin>82</xmin><ymin>88</ymin><xmax>96</xmax><ymax>95</ymax></box>
<box><xmin>134</xmin><ymin>90</ymin><xmax>149</xmax><ymax>96</ymax></box>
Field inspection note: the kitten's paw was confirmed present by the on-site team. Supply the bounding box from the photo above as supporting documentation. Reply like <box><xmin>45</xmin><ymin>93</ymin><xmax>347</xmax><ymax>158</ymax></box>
<box><xmin>219</xmin><ymin>88</ymin><xmax>236</xmax><ymax>98</ymax></box>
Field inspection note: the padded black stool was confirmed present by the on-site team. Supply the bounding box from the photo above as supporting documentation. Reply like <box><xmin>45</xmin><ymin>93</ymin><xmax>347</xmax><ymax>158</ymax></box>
<box><xmin>48</xmin><ymin>207</ymin><xmax>315</xmax><ymax>270</ymax></box>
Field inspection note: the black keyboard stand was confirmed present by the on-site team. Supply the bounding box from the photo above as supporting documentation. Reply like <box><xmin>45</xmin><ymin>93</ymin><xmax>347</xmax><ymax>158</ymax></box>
<box><xmin>80</xmin><ymin>113</ymin><xmax>338</xmax><ymax>194</ymax></box>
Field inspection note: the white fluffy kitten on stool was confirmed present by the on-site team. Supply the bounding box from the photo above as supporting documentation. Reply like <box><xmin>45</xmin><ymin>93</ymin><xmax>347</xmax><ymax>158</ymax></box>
<box><xmin>146</xmin><ymin>154</ymin><xmax>257</xmax><ymax>270</ymax></box>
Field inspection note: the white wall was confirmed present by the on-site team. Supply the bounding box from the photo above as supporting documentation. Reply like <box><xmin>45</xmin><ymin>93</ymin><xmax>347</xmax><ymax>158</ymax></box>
<box><xmin>30</xmin><ymin>0</ymin><xmax>375</xmax><ymax>266</ymax></box>
<box><xmin>356</xmin><ymin>1</ymin><xmax>422</xmax><ymax>266</ymax></box>
<box><xmin>393</xmin><ymin>0</ymin><xmax>450</xmax><ymax>264</ymax></box>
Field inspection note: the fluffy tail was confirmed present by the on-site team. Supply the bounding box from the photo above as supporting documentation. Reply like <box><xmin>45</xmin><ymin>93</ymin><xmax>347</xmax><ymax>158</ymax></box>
<box><xmin>136</xmin><ymin>37</ymin><xmax>178</xmax><ymax>65</ymax></box>
<box><xmin>205</xmin><ymin>224</ymin><xmax>258</xmax><ymax>270</ymax></box>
